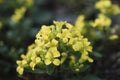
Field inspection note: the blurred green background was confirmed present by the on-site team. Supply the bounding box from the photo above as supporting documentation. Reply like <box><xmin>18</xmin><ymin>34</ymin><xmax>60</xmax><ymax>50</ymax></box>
<box><xmin>0</xmin><ymin>0</ymin><xmax>120</xmax><ymax>80</ymax></box>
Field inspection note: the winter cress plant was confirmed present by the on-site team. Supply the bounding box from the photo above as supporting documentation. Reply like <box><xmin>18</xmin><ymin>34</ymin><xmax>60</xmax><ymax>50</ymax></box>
<box><xmin>16</xmin><ymin>21</ymin><xmax>93</xmax><ymax>75</ymax></box>
<box><xmin>16</xmin><ymin>0</ymin><xmax>120</xmax><ymax>78</ymax></box>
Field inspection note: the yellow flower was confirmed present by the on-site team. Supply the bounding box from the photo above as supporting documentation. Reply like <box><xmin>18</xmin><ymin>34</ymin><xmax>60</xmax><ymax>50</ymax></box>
<box><xmin>53</xmin><ymin>59</ymin><xmax>61</xmax><ymax>66</ymax></box>
<box><xmin>61</xmin><ymin>52</ymin><xmax>67</xmax><ymax>64</ymax></box>
<box><xmin>57</xmin><ymin>29</ymin><xmax>71</xmax><ymax>43</ymax></box>
<box><xmin>79</xmin><ymin>51</ymin><xmax>93</xmax><ymax>63</ymax></box>
<box><xmin>75</xmin><ymin>15</ymin><xmax>85</xmax><ymax>33</ymax></box>
<box><xmin>11</xmin><ymin>7</ymin><xmax>26</xmax><ymax>23</ymax></box>
<box><xmin>111</xmin><ymin>5</ymin><xmax>120</xmax><ymax>15</ymax></box>
<box><xmin>95</xmin><ymin>0</ymin><xmax>111</xmax><ymax>14</ymax></box>
<box><xmin>45</xmin><ymin>39</ymin><xmax>58</xmax><ymax>47</ymax></box>
<box><xmin>16</xmin><ymin>60</ymin><xmax>27</xmax><ymax>75</ymax></box>
<box><xmin>109</xmin><ymin>34</ymin><xmax>119</xmax><ymax>40</ymax></box>
<box><xmin>16</xmin><ymin>60</ymin><xmax>27</xmax><ymax>67</ymax></box>
<box><xmin>30</xmin><ymin>56</ymin><xmax>41</xmax><ymax>70</ymax></box>
<box><xmin>36</xmin><ymin>25</ymin><xmax>52</xmax><ymax>41</ymax></box>
<box><xmin>91</xmin><ymin>13</ymin><xmax>111</xmax><ymax>29</ymax></box>
<box><xmin>65</xmin><ymin>23</ymin><xmax>73</xmax><ymax>29</ymax></box>
<box><xmin>45</xmin><ymin>47</ymin><xmax>61</xmax><ymax>66</ymax></box>
<box><xmin>95</xmin><ymin>0</ymin><xmax>120</xmax><ymax>15</ymax></box>
<box><xmin>21</xmin><ymin>54</ymin><xmax>26</xmax><ymax>59</ymax></box>
<box><xmin>53</xmin><ymin>21</ymin><xmax>66</xmax><ymax>32</ymax></box>
<box><xmin>16</xmin><ymin>66</ymin><xmax>24</xmax><ymax>75</ymax></box>
<box><xmin>75</xmin><ymin>64</ymin><xmax>84</xmax><ymax>72</ymax></box>
<box><xmin>72</xmin><ymin>42</ymin><xmax>83</xmax><ymax>51</ymax></box>
<box><xmin>69</xmin><ymin>55</ymin><xmax>76</xmax><ymax>66</ymax></box>
<box><xmin>30</xmin><ymin>62</ymin><xmax>36</xmax><ymax>70</ymax></box>
<box><xmin>16</xmin><ymin>21</ymin><xmax>93</xmax><ymax>75</ymax></box>
<box><xmin>53</xmin><ymin>21</ymin><xmax>66</xmax><ymax>27</ymax></box>
<box><xmin>95</xmin><ymin>0</ymin><xmax>111</xmax><ymax>11</ymax></box>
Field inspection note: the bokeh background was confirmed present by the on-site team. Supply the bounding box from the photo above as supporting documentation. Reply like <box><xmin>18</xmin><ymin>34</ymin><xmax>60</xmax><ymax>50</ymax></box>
<box><xmin>0</xmin><ymin>0</ymin><xmax>120</xmax><ymax>80</ymax></box>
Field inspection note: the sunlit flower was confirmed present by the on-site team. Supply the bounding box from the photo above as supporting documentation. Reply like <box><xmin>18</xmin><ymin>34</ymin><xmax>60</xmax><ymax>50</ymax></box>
<box><xmin>11</xmin><ymin>7</ymin><xmax>26</xmax><ymax>23</ymax></box>
<box><xmin>16</xmin><ymin>21</ymin><xmax>93</xmax><ymax>75</ymax></box>
<box><xmin>109</xmin><ymin>34</ymin><xmax>119</xmax><ymax>40</ymax></box>
<box><xmin>95</xmin><ymin>0</ymin><xmax>120</xmax><ymax>15</ymax></box>
<box><xmin>45</xmin><ymin>47</ymin><xmax>61</xmax><ymax>66</ymax></box>
<box><xmin>91</xmin><ymin>13</ymin><xmax>111</xmax><ymax>29</ymax></box>
<box><xmin>75</xmin><ymin>15</ymin><xmax>85</xmax><ymax>33</ymax></box>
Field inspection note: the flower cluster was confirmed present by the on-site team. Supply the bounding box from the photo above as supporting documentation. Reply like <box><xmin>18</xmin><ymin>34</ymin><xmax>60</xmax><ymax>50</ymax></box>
<box><xmin>11</xmin><ymin>7</ymin><xmax>26</xmax><ymax>23</ymax></box>
<box><xmin>16</xmin><ymin>21</ymin><xmax>93</xmax><ymax>75</ymax></box>
<box><xmin>95</xmin><ymin>0</ymin><xmax>120</xmax><ymax>15</ymax></box>
<box><xmin>91</xmin><ymin>13</ymin><xmax>111</xmax><ymax>29</ymax></box>
<box><xmin>11</xmin><ymin>0</ymin><xmax>34</xmax><ymax>24</ymax></box>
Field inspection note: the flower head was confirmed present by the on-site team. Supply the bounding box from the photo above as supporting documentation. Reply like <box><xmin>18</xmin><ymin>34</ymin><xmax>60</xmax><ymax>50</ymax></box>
<box><xmin>16</xmin><ymin>21</ymin><xmax>93</xmax><ymax>75</ymax></box>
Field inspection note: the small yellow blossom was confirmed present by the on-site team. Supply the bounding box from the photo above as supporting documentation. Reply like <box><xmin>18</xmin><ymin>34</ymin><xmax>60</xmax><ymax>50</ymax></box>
<box><xmin>95</xmin><ymin>0</ymin><xmax>120</xmax><ymax>15</ymax></box>
<box><xmin>53</xmin><ymin>21</ymin><xmax>66</xmax><ymax>32</ymax></box>
<box><xmin>109</xmin><ymin>34</ymin><xmax>119</xmax><ymax>40</ymax></box>
<box><xmin>53</xmin><ymin>59</ymin><xmax>61</xmax><ymax>66</ymax></box>
<box><xmin>57</xmin><ymin>29</ymin><xmax>71</xmax><ymax>43</ymax></box>
<box><xmin>16</xmin><ymin>66</ymin><xmax>24</xmax><ymax>75</ymax></box>
<box><xmin>21</xmin><ymin>54</ymin><xmax>26</xmax><ymax>59</ymax></box>
<box><xmin>30</xmin><ymin>62</ymin><xmax>36</xmax><ymax>70</ymax></box>
<box><xmin>16</xmin><ymin>60</ymin><xmax>27</xmax><ymax>75</ymax></box>
<box><xmin>79</xmin><ymin>51</ymin><xmax>93</xmax><ymax>63</ymax></box>
<box><xmin>29</xmin><ymin>56</ymin><xmax>41</xmax><ymax>70</ymax></box>
<box><xmin>45</xmin><ymin>39</ymin><xmax>58</xmax><ymax>47</ymax></box>
<box><xmin>61</xmin><ymin>52</ymin><xmax>67</xmax><ymax>64</ymax></box>
<box><xmin>69</xmin><ymin>55</ymin><xmax>76</xmax><ymax>66</ymax></box>
<box><xmin>11</xmin><ymin>7</ymin><xmax>26</xmax><ymax>23</ymax></box>
<box><xmin>95</xmin><ymin>0</ymin><xmax>112</xmax><ymax>9</ymax></box>
<box><xmin>72</xmin><ymin>42</ymin><xmax>83</xmax><ymax>51</ymax></box>
<box><xmin>91</xmin><ymin>13</ymin><xmax>111</xmax><ymax>29</ymax></box>
<box><xmin>45</xmin><ymin>47</ymin><xmax>61</xmax><ymax>66</ymax></box>
<box><xmin>75</xmin><ymin>15</ymin><xmax>85</xmax><ymax>33</ymax></box>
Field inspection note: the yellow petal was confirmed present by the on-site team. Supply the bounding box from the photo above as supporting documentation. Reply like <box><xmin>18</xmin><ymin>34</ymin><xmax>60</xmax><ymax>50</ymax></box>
<box><xmin>51</xmin><ymin>39</ymin><xmax>58</xmax><ymax>46</ymax></box>
<box><xmin>52</xmin><ymin>47</ymin><xmax>60</xmax><ymax>57</ymax></box>
<box><xmin>22</xmin><ymin>60</ymin><xmax>27</xmax><ymax>66</ymax></box>
<box><xmin>109</xmin><ymin>35</ymin><xmax>119</xmax><ymax>40</ymax></box>
<box><xmin>87</xmin><ymin>46</ymin><xmax>93</xmax><ymax>52</ymax></box>
<box><xmin>88</xmin><ymin>57</ymin><xmax>94</xmax><ymax>63</ymax></box>
<box><xmin>35</xmin><ymin>57</ymin><xmax>41</xmax><ymax>63</ymax></box>
<box><xmin>16</xmin><ymin>60</ymin><xmax>21</xmax><ymax>65</ymax></box>
<box><xmin>16</xmin><ymin>66</ymin><xmax>24</xmax><ymax>75</ymax></box>
<box><xmin>53</xmin><ymin>59</ymin><xmax>60</xmax><ymax>66</ymax></box>
<box><xmin>44</xmin><ymin>59</ymin><xmax>52</xmax><ymax>65</ymax></box>
<box><xmin>20</xmin><ymin>54</ymin><xmax>26</xmax><ymax>59</ymax></box>
<box><xmin>65</xmin><ymin>23</ymin><xmax>73</xmax><ymax>29</ymax></box>
<box><xmin>45</xmin><ymin>52</ymin><xmax>52</xmax><ymax>58</ymax></box>
<box><xmin>29</xmin><ymin>62</ymin><xmax>35</xmax><ymax>70</ymax></box>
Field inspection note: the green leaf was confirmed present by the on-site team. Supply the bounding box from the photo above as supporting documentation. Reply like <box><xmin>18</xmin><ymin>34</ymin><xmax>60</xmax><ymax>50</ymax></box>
<box><xmin>46</xmin><ymin>65</ymin><xmax>55</xmax><ymax>75</ymax></box>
